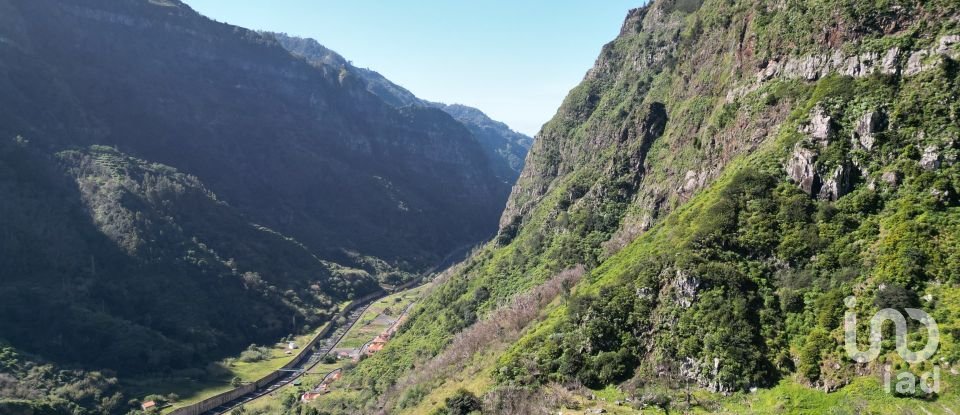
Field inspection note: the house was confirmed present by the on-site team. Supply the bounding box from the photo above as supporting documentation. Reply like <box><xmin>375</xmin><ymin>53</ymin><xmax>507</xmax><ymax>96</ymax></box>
<box><xmin>141</xmin><ymin>401</ymin><xmax>157</xmax><ymax>411</ymax></box>
<box><xmin>301</xmin><ymin>392</ymin><xmax>324</xmax><ymax>402</ymax></box>
<box><xmin>366</xmin><ymin>342</ymin><xmax>384</xmax><ymax>355</ymax></box>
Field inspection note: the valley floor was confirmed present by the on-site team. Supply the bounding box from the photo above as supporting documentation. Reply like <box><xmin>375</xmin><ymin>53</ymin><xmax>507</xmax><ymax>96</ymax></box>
<box><xmin>124</xmin><ymin>311</ymin><xmax>344</xmax><ymax>414</ymax></box>
<box><xmin>234</xmin><ymin>286</ymin><xmax>426</xmax><ymax>414</ymax></box>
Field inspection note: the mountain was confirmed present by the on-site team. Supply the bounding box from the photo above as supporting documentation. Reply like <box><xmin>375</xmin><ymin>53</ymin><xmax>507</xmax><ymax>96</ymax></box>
<box><xmin>324</xmin><ymin>0</ymin><xmax>960</xmax><ymax>414</ymax></box>
<box><xmin>0</xmin><ymin>0</ymin><xmax>523</xmax><ymax>411</ymax></box>
<box><xmin>269</xmin><ymin>33</ymin><xmax>534</xmax><ymax>185</ymax></box>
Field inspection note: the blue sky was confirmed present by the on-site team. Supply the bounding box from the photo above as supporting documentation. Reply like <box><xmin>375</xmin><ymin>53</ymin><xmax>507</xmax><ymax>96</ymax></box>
<box><xmin>183</xmin><ymin>1</ymin><xmax>642</xmax><ymax>136</ymax></box>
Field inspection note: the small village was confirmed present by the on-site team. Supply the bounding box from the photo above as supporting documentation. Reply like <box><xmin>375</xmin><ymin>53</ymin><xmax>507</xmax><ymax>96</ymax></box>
<box><xmin>300</xmin><ymin>304</ymin><xmax>412</xmax><ymax>402</ymax></box>
<box><xmin>205</xmin><ymin>286</ymin><xmax>424</xmax><ymax>413</ymax></box>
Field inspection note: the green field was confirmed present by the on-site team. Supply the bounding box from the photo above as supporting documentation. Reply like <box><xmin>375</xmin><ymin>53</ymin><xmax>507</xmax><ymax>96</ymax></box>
<box><xmin>337</xmin><ymin>287</ymin><xmax>424</xmax><ymax>350</ymax></box>
<box><xmin>122</xmin><ymin>308</ymin><xmax>343</xmax><ymax>414</ymax></box>
<box><xmin>231</xmin><ymin>285</ymin><xmax>427</xmax><ymax>413</ymax></box>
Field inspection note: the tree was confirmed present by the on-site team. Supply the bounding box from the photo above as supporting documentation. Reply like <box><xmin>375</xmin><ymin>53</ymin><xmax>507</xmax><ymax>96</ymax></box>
<box><xmin>444</xmin><ymin>389</ymin><xmax>482</xmax><ymax>415</ymax></box>
<box><xmin>798</xmin><ymin>328</ymin><xmax>833</xmax><ymax>382</ymax></box>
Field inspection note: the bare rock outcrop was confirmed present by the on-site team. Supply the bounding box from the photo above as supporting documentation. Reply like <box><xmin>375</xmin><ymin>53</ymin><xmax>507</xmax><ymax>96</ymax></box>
<box><xmin>853</xmin><ymin>111</ymin><xmax>885</xmax><ymax>151</ymax></box>
<box><xmin>798</xmin><ymin>106</ymin><xmax>834</xmax><ymax>147</ymax></box>
<box><xmin>921</xmin><ymin>145</ymin><xmax>941</xmax><ymax>170</ymax></box>
<box><xmin>737</xmin><ymin>35</ymin><xmax>960</xmax><ymax>103</ymax></box>
<box><xmin>880</xmin><ymin>47</ymin><xmax>901</xmax><ymax>75</ymax></box>
<box><xmin>786</xmin><ymin>143</ymin><xmax>820</xmax><ymax>195</ymax></box>
<box><xmin>809</xmin><ymin>106</ymin><xmax>834</xmax><ymax>144</ymax></box>
<box><xmin>819</xmin><ymin>162</ymin><xmax>855</xmax><ymax>201</ymax></box>
<box><xmin>881</xmin><ymin>171</ymin><xmax>901</xmax><ymax>188</ymax></box>
<box><xmin>673</xmin><ymin>269</ymin><xmax>700</xmax><ymax>308</ymax></box>
<box><xmin>937</xmin><ymin>35</ymin><xmax>960</xmax><ymax>54</ymax></box>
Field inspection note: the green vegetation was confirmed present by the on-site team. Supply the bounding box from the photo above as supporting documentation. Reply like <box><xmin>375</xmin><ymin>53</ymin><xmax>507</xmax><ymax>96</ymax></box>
<box><xmin>0</xmin><ymin>343</ymin><xmax>124</xmax><ymax>415</ymax></box>
<box><xmin>214</xmin><ymin>286</ymin><xmax>425</xmax><ymax>415</ymax></box>
<box><xmin>319</xmin><ymin>0</ymin><xmax>960</xmax><ymax>413</ymax></box>
<box><xmin>434</xmin><ymin>389</ymin><xmax>482</xmax><ymax>415</ymax></box>
<box><xmin>239</xmin><ymin>345</ymin><xmax>274</xmax><ymax>364</ymax></box>
<box><xmin>336</xmin><ymin>287</ymin><xmax>423</xmax><ymax>350</ymax></box>
<box><xmin>3</xmin><ymin>0</ymin><xmax>960</xmax><ymax>413</ymax></box>
<box><xmin>0</xmin><ymin>0</ymin><xmax>523</xmax><ymax>412</ymax></box>
<box><xmin>496</xmin><ymin>65</ymin><xmax>960</xmax><ymax>401</ymax></box>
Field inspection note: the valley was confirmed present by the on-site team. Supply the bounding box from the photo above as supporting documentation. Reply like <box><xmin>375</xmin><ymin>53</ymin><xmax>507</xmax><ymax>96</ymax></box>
<box><xmin>233</xmin><ymin>286</ymin><xmax>426</xmax><ymax>415</ymax></box>
<box><xmin>125</xmin><ymin>284</ymin><xmax>426</xmax><ymax>415</ymax></box>
<box><xmin>2</xmin><ymin>0</ymin><xmax>960</xmax><ymax>414</ymax></box>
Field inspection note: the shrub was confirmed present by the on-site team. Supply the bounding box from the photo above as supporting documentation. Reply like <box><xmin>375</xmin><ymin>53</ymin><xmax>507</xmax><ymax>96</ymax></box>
<box><xmin>444</xmin><ymin>389</ymin><xmax>482</xmax><ymax>415</ymax></box>
<box><xmin>874</xmin><ymin>285</ymin><xmax>919</xmax><ymax>312</ymax></box>
<box><xmin>239</xmin><ymin>345</ymin><xmax>272</xmax><ymax>363</ymax></box>
<box><xmin>798</xmin><ymin>329</ymin><xmax>833</xmax><ymax>382</ymax></box>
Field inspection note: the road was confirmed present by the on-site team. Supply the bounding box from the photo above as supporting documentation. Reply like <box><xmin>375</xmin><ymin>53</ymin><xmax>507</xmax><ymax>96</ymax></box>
<box><xmin>202</xmin><ymin>298</ymin><xmax>379</xmax><ymax>415</ymax></box>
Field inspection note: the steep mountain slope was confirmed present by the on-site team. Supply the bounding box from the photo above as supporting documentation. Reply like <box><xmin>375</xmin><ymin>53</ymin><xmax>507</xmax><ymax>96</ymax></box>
<box><xmin>0</xmin><ymin>141</ymin><xmax>368</xmax><ymax>373</ymax></box>
<box><xmin>270</xmin><ymin>33</ymin><xmax>534</xmax><ymax>185</ymax></box>
<box><xmin>314</xmin><ymin>1</ymin><xmax>960</xmax><ymax>414</ymax></box>
<box><xmin>0</xmin><ymin>0</ymin><xmax>517</xmax><ymax>412</ymax></box>
<box><xmin>430</xmin><ymin>103</ymin><xmax>533</xmax><ymax>184</ymax></box>
<box><xmin>0</xmin><ymin>0</ymin><xmax>506</xmax><ymax>268</ymax></box>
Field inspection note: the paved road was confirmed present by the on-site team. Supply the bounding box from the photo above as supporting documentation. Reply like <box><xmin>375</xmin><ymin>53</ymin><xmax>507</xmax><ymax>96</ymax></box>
<box><xmin>203</xmin><ymin>299</ymin><xmax>379</xmax><ymax>415</ymax></box>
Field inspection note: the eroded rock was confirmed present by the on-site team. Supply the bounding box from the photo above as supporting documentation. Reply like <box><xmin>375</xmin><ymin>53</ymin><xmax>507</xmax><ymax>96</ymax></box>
<box><xmin>786</xmin><ymin>143</ymin><xmax>820</xmax><ymax>195</ymax></box>
<box><xmin>671</xmin><ymin>269</ymin><xmax>699</xmax><ymax>309</ymax></box>
<box><xmin>881</xmin><ymin>171</ymin><xmax>901</xmax><ymax>188</ymax></box>
<box><xmin>809</xmin><ymin>106</ymin><xmax>834</xmax><ymax>145</ymax></box>
<box><xmin>921</xmin><ymin>145</ymin><xmax>941</xmax><ymax>170</ymax></box>
<box><xmin>819</xmin><ymin>163</ymin><xmax>854</xmax><ymax>201</ymax></box>
<box><xmin>937</xmin><ymin>35</ymin><xmax>960</xmax><ymax>54</ymax></box>
<box><xmin>853</xmin><ymin>111</ymin><xmax>884</xmax><ymax>151</ymax></box>
<box><xmin>905</xmin><ymin>50</ymin><xmax>929</xmax><ymax>76</ymax></box>
<box><xmin>880</xmin><ymin>47</ymin><xmax>901</xmax><ymax>75</ymax></box>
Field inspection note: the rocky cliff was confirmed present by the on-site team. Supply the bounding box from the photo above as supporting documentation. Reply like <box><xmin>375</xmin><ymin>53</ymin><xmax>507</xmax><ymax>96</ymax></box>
<box><xmin>329</xmin><ymin>0</ymin><xmax>960</xmax><ymax>413</ymax></box>
<box><xmin>270</xmin><ymin>33</ymin><xmax>534</xmax><ymax>186</ymax></box>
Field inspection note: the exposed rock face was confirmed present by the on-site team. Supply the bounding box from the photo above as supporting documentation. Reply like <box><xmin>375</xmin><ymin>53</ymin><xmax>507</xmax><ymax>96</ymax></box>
<box><xmin>931</xmin><ymin>188</ymin><xmax>951</xmax><ymax>203</ymax></box>
<box><xmin>938</xmin><ymin>35</ymin><xmax>960</xmax><ymax>54</ymax></box>
<box><xmin>880</xmin><ymin>47</ymin><xmax>901</xmax><ymax>75</ymax></box>
<box><xmin>819</xmin><ymin>162</ymin><xmax>855</xmax><ymax>201</ymax></box>
<box><xmin>678</xmin><ymin>170</ymin><xmax>707</xmax><ymax>197</ymax></box>
<box><xmin>905</xmin><ymin>50</ymin><xmax>930</xmax><ymax>76</ymax></box>
<box><xmin>881</xmin><ymin>171</ymin><xmax>901</xmax><ymax>187</ymax></box>
<box><xmin>841</xmin><ymin>51</ymin><xmax>881</xmax><ymax>78</ymax></box>
<box><xmin>671</xmin><ymin>269</ymin><xmax>700</xmax><ymax>309</ymax></box>
<box><xmin>853</xmin><ymin>111</ymin><xmax>884</xmax><ymax>151</ymax></box>
<box><xmin>735</xmin><ymin>35</ymin><xmax>960</xmax><ymax>102</ymax></box>
<box><xmin>786</xmin><ymin>143</ymin><xmax>820</xmax><ymax>195</ymax></box>
<box><xmin>270</xmin><ymin>33</ymin><xmax>533</xmax><ymax>185</ymax></box>
<box><xmin>921</xmin><ymin>145</ymin><xmax>942</xmax><ymax>170</ymax></box>
<box><xmin>809</xmin><ymin>106</ymin><xmax>834</xmax><ymax>145</ymax></box>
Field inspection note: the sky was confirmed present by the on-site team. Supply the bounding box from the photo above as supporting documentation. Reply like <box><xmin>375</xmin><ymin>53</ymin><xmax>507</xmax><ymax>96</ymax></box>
<box><xmin>183</xmin><ymin>1</ymin><xmax>642</xmax><ymax>136</ymax></box>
